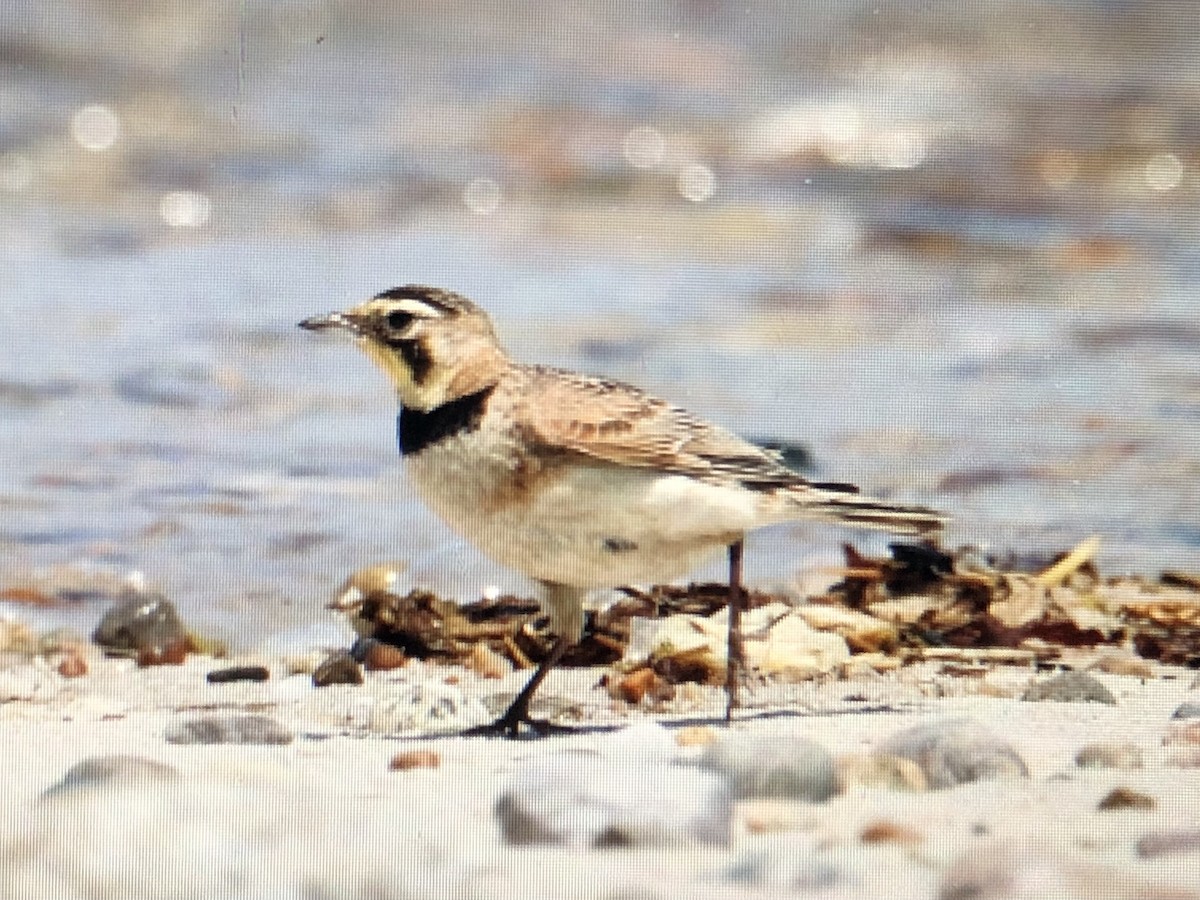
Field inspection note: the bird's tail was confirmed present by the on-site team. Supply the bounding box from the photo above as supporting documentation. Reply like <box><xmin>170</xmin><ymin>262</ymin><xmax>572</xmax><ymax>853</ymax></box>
<box><xmin>792</xmin><ymin>481</ymin><xmax>946</xmax><ymax>536</ymax></box>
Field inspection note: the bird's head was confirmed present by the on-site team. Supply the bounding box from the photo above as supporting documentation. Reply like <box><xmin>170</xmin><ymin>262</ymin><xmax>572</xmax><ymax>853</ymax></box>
<box><xmin>300</xmin><ymin>286</ymin><xmax>507</xmax><ymax>410</ymax></box>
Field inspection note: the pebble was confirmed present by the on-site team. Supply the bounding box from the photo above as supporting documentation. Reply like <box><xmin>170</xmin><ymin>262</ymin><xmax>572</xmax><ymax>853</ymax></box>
<box><xmin>878</xmin><ymin>718</ymin><xmax>1029</xmax><ymax>789</ymax></box>
<box><xmin>357</xmin><ymin>639</ymin><xmax>408</xmax><ymax>672</ymax></box>
<box><xmin>1097</xmin><ymin>786</ymin><xmax>1156</xmax><ymax>810</ymax></box>
<box><xmin>92</xmin><ymin>593</ymin><xmax>192</xmax><ymax>662</ymax></box>
<box><xmin>42</xmin><ymin>755</ymin><xmax>179</xmax><ymax>797</ymax></box>
<box><xmin>164</xmin><ymin>714</ymin><xmax>294</xmax><ymax>745</ymax></box>
<box><xmin>860</xmin><ymin>820</ymin><xmax>924</xmax><ymax>847</ymax></box>
<box><xmin>55</xmin><ymin>650</ymin><xmax>88</xmax><ymax>678</ymax></box>
<box><xmin>1074</xmin><ymin>742</ymin><xmax>1143</xmax><ymax>770</ymax></box>
<box><xmin>388</xmin><ymin>749</ymin><xmax>440</xmax><ymax>771</ymax></box>
<box><xmin>495</xmin><ymin>749</ymin><xmax>732</xmax><ymax>847</ymax></box>
<box><xmin>311</xmin><ymin>650</ymin><xmax>363</xmax><ymax>686</ymax></box>
<box><xmin>697</xmin><ymin>732</ymin><xmax>839</xmax><ymax>801</ymax></box>
<box><xmin>1171</xmin><ymin>701</ymin><xmax>1200</xmax><ymax>720</ymax></box>
<box><xmin>1136</xmin><ymin>828</ymin><xmax>1200</xmax><ymax>859</ymax></box>
<box><xmin>1021</xmin><ymin>671</ymin><xmax>1116</xmax><ymax>705</ymax></box>
<box><xmin>206</xmin><ymin>665</ymin><xmax>270</xmax><ymax>684</ymax></box>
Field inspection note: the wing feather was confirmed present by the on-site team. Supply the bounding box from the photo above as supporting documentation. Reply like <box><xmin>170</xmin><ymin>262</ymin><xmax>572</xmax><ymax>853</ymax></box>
<box><xmin>511</xmin><ymin>365</ymin><xmax>806</xmax><ymax>488</ymax></box>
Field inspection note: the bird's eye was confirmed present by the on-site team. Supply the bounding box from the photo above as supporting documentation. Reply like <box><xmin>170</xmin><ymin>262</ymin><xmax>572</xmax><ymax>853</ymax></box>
<box><xmin>386</xmin><ymin>310</ymin><xmax>413</xmax><ymax>330</ymax></box>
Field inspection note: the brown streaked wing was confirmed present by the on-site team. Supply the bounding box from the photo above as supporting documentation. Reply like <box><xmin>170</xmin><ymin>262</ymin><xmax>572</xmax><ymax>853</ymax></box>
<box><xmin>512</xmin><ymin>365</ymin><xmax>810</xmax><ymax>488</ymax></box>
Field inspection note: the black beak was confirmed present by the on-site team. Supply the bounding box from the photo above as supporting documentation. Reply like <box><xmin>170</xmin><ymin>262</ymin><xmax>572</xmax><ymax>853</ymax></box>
<box><xmin>298</xmin><ymin>312</ymin><xmax>359</xmax><ymax>333</ymax></box>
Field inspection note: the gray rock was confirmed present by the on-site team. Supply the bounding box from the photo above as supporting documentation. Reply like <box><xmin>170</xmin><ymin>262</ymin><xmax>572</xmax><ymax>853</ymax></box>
<box><xmin>697</xmin><ymin>732</ymin><xmax>839</xmax><ymax>801</ymax></box>
<box><xmin>1074</xmin><ymin>742</ymin><xmax>1143</xmax><ymax>770</ymax></box>
<box><xmin>1171</xmin><ymin>701</ymin><xmax>1200</xmax><ymax>720</ymax></box>
<box><xmin>312</xmin><ymin>649</ymin><xmax>363</xmax><ymax>687</ymax></box>
<box><xmin>42</xmin><ymin>755</ymin><xmax>179</xmax><ymax>797</ymax></box>
<box><xmin>1136</xmin><ymin>828</ymin><xmax>1200</xmax><ymax>859</ymax></box>
<box><xmin>92</xmin><ymin>593</ymin><xmax>188</xmax><ymax>656</ymax></box>
<box><xmin>1021</xmin><ymin>671</ymin><xmax>1116</xmax><ymax>705</ymax></box>
<box><xmin>496</xmin><ymin>749</ymin><xmax>732</xmax><ymax>848</ymax></box>
<box><xmin>878</xmin><ymin>718</ymin><xmax>1029</xmax><ymax>789</ymax></box>
<box><xmin>164</xmin><ymin>714</ymin><xmax>293</xmax><ymax>745</ymax></box>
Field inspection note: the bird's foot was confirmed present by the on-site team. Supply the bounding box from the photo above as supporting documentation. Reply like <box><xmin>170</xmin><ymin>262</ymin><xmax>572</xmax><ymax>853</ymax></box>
<box><xmin>461</xmin><ymin>711</ymin><xmax>575</xmax><ymax>739</ymax></box>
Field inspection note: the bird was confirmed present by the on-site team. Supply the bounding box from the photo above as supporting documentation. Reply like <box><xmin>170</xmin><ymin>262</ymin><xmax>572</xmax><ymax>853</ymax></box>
<box><xmin>300</xmin><ymin>285</ymin><xmax>945</xmax><ymax>736</ymax></box>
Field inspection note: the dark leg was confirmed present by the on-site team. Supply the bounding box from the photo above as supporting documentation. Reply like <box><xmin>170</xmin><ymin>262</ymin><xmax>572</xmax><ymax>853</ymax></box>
<box><xmin>463</xmin><ymin>635</ymin><xmax>573</xmax><ymax>738</ymax></box>
<box><xmin>725</xmin><ymin>538</ymin><xmax>745</xmax><ymax>723</ymax></box>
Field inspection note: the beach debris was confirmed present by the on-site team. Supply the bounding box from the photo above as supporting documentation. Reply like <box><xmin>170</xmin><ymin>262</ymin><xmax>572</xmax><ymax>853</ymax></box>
<box><xmin>322</xmin><ymin>538</ymin><xmax>1200</xmax><ymax>697</ymax></box>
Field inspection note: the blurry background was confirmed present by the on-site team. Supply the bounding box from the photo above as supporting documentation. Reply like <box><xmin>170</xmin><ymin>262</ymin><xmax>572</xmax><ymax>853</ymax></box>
<box><xmin>2</xmin><ymin>0</ymin><xmax>1198</xmax><ymax>646</ymax></box>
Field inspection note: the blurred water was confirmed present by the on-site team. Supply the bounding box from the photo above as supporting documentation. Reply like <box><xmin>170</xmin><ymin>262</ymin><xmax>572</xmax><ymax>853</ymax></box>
<box><xmin>2</xmin><ymin>1</ymin><xmax>1198</xmax><ymax>646</ymax></box>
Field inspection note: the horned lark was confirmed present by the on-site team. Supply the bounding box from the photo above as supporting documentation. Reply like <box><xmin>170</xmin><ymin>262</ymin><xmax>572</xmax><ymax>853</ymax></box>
<box><xmin>300</xmin><ymin>285</ymin><xmax>944</xmax><ymax>735</ymax></box>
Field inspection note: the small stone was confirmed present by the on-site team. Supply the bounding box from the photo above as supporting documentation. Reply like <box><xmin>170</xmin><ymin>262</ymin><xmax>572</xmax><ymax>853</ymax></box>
<box><xmin>1098</xmin><ymin>786</ymin><xmax>1156</xmax><ymax>810</ymax></box>
<box><xmin>311</xmin><ymin>650</ymin><xmax>363</xmax><ymax>686</ymax></box>
<box><xmin>878</xmin><ymin>718</ymin><xmax>1029</xmax><ymax>789</ymax></box>
<box><xmin>1171</xmin><ymin>701</ymin><xmax>1200</xmax><ymax>720</ymax></box>
<box><xmin>56</xmin><ymin>650</ymin><xmax>89</xmax><ymax>678</ymax></box>
<box><xmin>42</xmin><ymin>754</ymin><xmax>179</xmax><ymax>797</ymax></box>
<box><xmin>463</xmin><ymin>642</ymin><xmax>508</xmax><ymax>679</ymax></box>
<box><xmin>360</xmin><ymin>640</ymin><xmax>408</xmax><ymax>672</ymax></box>
<box><xmin>92</xmin><ymin>593</ymin><xmax>192</xmax><ymax>660</ymax></box>
<box><xmin>1021</xmin><ymin>671</ymin><xmax>1116</xmax><ymax>705</ymax></box>
<box><xmin>206</xmin><ymin>665</ymin><xmax>270</xmax><ymax>684</ymax></box>
<box><xmin>675</xmin><ymin>726</ymin><xmax>719</xmax><ymax>748</ymax></box>
<box><xmin>1136</xmin><ymin>828</ymin><xmax>1200</xmax><ymax>859</ymax></box>
<box><xmin>164</xmin><ymin>714</ymin><xmax>293</xmax><ymax>745</ymax></box>
<box><xmin>137</xmin><ymin>637</ymin><xmax>191</xmax><ymax>667</ymax></box>
<box><xmin>697</xmin><ymin>732</ymin><xmax>839</xmax><ymax>802</ymax></box>
<box><xmin>496</xmin><ymin>750</ymin><xmax>731</xmax><ymax>847</ymax></box>
<box><xmin>1074</xmin><ymin>742</ymin><xmax>1143</xmax><ymax>770</ymax></box>
<box><xmin>1162</xmin><ymin>722</ymin><xmax>1200</xmax><ymax>746</ymax></box>
<box><xmin>838</xmin><ymin>752</ymin><xmax>929</xmax><ymax>791</ymax></box>
<box><xmin>388</xmin><ymin>749</ymin><xmax>440</xmax><ymax>771</ymax></box>
<box><xmin>860</xmin><ymin>820</ymin><xmax>923</xmax><ymax>847</ymax></box>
